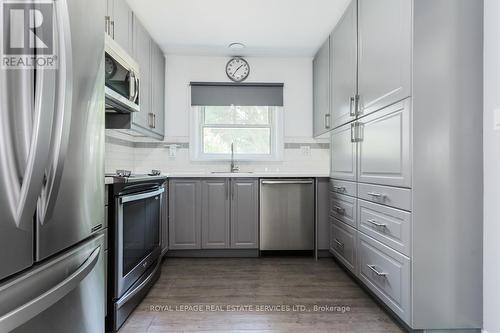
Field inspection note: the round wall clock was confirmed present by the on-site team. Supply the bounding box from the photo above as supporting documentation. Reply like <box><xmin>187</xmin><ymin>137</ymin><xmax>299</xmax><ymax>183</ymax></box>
<box><xmin>226</xmin><ymin>57</ymin><xmax>250</xmax><ymax>82</ymax></box>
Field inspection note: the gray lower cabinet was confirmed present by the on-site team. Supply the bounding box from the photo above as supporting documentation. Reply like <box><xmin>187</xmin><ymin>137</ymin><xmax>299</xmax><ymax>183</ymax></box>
<box><xmin>202</xmin><ymin>179</ymin><xmax>230</xmax><ymax>249</ymax></box>
<box><xmin>168</xmin><ymin>178</ymin><xmax>258</xmax><ymax>250</ymax></box>
<box><xmin>230</xmin><ymin>179</ymin><xmax>259</xmax><ymax>249</ymax></box>
<box><xmin>161</xmin><ymin>182</ymin><xmax>169</xmax><ymax>255</ymax></box>
<box><xmin>168</xmin><ymin>179</ymin><xmax>201</xmax><ymax>249</ymax></box>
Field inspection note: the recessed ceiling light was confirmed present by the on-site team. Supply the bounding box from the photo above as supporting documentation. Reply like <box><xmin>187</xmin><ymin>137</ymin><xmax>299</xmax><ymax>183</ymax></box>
<box><xmin>228</xmin><ymin>42</ymin><xmax>246</xmax><ymax>50</ymax></box>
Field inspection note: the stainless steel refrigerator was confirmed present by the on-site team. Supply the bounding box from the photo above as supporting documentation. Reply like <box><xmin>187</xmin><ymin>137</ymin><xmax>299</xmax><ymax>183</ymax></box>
<box><xmin>0</xmin><ymin>0</ymin><xmax>105</xmax><ymax>332</ymax></box>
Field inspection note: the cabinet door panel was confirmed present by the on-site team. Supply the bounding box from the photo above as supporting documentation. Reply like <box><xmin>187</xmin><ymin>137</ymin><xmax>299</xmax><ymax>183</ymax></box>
<box><xmin>202</xmin><ymin>179</ymin><xmax>230</xmax><ymax>249</ymax></box>
<box><xmin>168</xmin><ymin>180</ymin><xmax>201</xmax><ymax>249</ymax></box>
<box><xmin>330</xmin><ymin>123</ymin><xmax>356</xmax><ymax>181</ymax></box>
<box><xmin>357</xmin><ymin>99</ymin><xmax>411</xmax><ymax>187</ymax></box>
<box><xmin>357</xmin><ymin>0</ymin><xmax>412</xmax><ymax>116</ymax></box>
<box><xmin>111</xmin><ymin>0</ymin><xmax>132</xmax><ymax>54</ymax></box>
<box><xmin>331</xmin><ymin>0</ymin><xmax>357</xmax><ymax>129</ymax></box>
<box><xmin>230</xmin><ymin>179</ymin><xmax>258</xmax><ymax>249</ymax></box>
<box><xmin>132</xmin><ymin>17</ymin><xmax>152</xmax><ymax>131</ymax></box>
<box><xmin>151</xmin><ymin>43</ymin><xmax>165</xmax><ymax>137</ymax></box>
<box><xmin>313</xmin><ymin>36</ymin><xmax>331</xmax><ymax>137</ymax></box>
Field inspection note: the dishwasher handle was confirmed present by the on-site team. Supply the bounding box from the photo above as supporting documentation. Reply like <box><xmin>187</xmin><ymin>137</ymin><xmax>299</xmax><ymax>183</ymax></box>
<box><xmin>261</xmin><ymin>180</ymin><xmax>314</xmax><ymax>185</ymax></box>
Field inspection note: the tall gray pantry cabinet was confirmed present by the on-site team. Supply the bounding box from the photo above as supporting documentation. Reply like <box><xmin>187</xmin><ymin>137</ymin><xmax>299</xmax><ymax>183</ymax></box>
<box><xmin>325</xmin><ymin>0</ymin><xmax>483</xmax><ymax>331</ymax></box>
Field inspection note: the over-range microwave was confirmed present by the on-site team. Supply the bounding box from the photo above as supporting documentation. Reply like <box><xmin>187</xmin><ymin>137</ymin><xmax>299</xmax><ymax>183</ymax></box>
<box><xmin>105</xmin><ymin>36</ymin><xmax>140</xmax><ymax>113</ymax></box>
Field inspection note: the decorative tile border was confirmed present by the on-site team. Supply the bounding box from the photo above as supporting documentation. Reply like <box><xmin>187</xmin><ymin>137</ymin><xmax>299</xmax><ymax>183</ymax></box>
<box><xmin>106</xmin><ymin>136</ymin><xmax>329</xmax><ymax>150</ymax></box>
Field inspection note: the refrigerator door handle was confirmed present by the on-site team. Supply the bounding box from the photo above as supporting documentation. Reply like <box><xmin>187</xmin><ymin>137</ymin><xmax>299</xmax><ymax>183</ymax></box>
<box><xmin>37</xmin><ymin>0</ymin><xmax>74</xmax><ymax>224</ymax></box>
<box><xmin>0</xmin><ymin>246</ymin><xmax>100</xmax><ymax>333</ymax></box>
<box><xmin>7</xmin><ymin>64</ymin><xmax>56</xmax><ymax>232</ymax></box>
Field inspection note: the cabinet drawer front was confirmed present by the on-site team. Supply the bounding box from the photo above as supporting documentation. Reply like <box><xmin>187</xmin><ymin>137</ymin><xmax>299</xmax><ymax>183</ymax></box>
<box><xmin>358</xmin><ymin>183</ymin><xmax>411</xmax><ymax>211</ymax></box>
<box><xmin>329</xmin><ymin>192</ymin><xmax>357</xmax><ymax>228</ymax></box>
<box><xmin>358</xmin><ymin>233</ymin><xmax>411</xmax><ymax>323</ymax></box>
<box><xmin>358</xmin><ymin>200</ymin><xmax>411</xmax><ymax>256</ymax></box>
<box><xmin>329</xmin><ymin>179</ymin><xmax>356</xmax><ymax>197</ymax></box>
<box><xmin>330</xmin><ymin>217</ymin><xmax>357</xmax><ymax>275</ymax></box>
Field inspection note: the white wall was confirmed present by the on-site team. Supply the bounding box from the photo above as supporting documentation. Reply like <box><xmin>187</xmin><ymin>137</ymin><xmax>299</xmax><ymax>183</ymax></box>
<box><xmin>164</xmin><ymin>55</ymin><xmax>315</xmax><ymax>141</ymax></box>
<box><xmin>483</xmin><ymin>1</ymin><xmax>500</xmax><ymax>332</ymax></box>
<box><xmin>105</xmin><ymin>55</ymin><xmax>330</xmax><ymax>174</ymax></box>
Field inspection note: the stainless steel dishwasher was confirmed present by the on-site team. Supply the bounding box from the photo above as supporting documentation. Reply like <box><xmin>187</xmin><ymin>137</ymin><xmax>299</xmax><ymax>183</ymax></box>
<box><xmin>259</xmin><ymin>179</ymin><xmax>314</xmax><ymax>251</ymax></box>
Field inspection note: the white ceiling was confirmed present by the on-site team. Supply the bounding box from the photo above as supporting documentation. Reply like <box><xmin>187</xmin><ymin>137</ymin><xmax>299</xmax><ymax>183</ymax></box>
<box><xmin>127</xmin><ymin>0</ymin><xmax>350</xmax><ymax>57</ymax></box>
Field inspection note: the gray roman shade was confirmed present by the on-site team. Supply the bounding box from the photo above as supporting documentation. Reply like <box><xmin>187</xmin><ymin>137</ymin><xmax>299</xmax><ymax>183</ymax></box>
<box><xmin>190</xmin><ymin>82</ymin><xmax>284</xmax><ymax>106</ymax></box>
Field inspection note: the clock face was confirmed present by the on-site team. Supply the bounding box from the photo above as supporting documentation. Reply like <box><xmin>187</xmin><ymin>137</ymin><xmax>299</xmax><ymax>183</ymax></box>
<box><xmin>226</xmin><ymin>57</ymin><xmax>250</xmax><ymax>82</ymax></box>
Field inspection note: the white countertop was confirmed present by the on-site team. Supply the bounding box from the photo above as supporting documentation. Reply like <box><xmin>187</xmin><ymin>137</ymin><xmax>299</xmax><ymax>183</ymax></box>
<box><xmin>105</xmin><ymin>172</ymin><xmax>329</xmax><ymax>184</ymax></box>
<box><xmin>164</xmin><ymin>172</ymin><xmax>330</xmax><ymax>178</ymax></box>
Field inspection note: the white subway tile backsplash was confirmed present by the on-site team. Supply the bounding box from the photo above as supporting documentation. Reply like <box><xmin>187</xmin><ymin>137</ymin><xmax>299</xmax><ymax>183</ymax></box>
<box><xmin>105</xmin><ymin>134</ymin><xmax>330</xmax><ymax>175</ymax></box>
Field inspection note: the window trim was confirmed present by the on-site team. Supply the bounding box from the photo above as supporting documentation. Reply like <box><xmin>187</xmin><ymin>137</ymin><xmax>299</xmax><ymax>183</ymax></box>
<box><xmin>190</xmin><ymin>106</ymin><xmax>284</xmax><ymax>161</ymax></box>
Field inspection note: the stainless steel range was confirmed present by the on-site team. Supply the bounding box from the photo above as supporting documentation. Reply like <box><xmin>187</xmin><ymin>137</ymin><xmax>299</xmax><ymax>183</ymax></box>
<box><xmin>106</xmin><ymin>171</ymin><xmax>167</xmax><ymax>331</ymax></box>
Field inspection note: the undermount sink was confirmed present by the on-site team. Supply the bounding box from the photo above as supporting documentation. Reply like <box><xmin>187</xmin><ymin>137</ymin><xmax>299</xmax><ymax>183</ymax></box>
<box><xmin>211</xmin><ymin>171</ymin><xmax>254</xmax><ymax>174</ymax></box>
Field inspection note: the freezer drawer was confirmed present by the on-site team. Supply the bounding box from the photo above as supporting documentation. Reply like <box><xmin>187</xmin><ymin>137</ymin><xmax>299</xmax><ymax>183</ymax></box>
<box><xmin>259</xmin><ymin>179</ymin><xmax>314</xmax><ymax>251</ymax></box>
<box><xmin>0</xmin><ymin>235</ymin><xmax>105</xmax><ymax>333</ymax></box>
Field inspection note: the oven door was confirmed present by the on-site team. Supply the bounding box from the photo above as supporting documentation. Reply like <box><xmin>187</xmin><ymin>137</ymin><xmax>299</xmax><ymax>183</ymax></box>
<box><xmin>115</xmin><ymin>187</ymin><xmax>163</xmax><ymax>298</ymax></box>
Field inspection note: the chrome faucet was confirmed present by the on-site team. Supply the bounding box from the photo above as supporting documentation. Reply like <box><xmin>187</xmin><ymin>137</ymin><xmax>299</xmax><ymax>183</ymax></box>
<box><xmin>230</xmin><ymin>142</ymin><xmax>239</xmax><ymax>173</ymax></box>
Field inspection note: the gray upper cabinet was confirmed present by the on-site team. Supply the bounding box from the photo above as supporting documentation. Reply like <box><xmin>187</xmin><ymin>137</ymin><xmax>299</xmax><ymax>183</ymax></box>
<box><xmin>330</xmin><ymin>0</ymin><xmax>357</xmax><ymax>129</ymax></box>
<box><xmin>202</xmin><ymin>179</ymin><xmax>230</xmax><ymax>249</ymax></box>
<box><xmin>230</xmin><ymin>179</ymin><xmax>259</xmax><ymax>249</ymax></box>
<box><xmin>357</xmin><ymin>99</ymin><xmax>411</xmax><ymax>188</ymax></box>
<box><xmin>151</xmin><ymin>42</ymin><xmax>165</xmax><ymax>137</ymax></box>
<box><xmin>169</xmin><ymin>179</ymin><xmax>201</xmax><ymax>250</ymax></box>
<box><xmin>132</xmin><ymin>17</ymin><xmax>152</xmax><ymax>133</ymax></box>
<box><xmin>313</xmin><ymin>36</ymin><xmax>331</xmax><ymax>137</ymax></box>
<box><xmin>108</xmin><ymin>0</ymin><xmax>133</xmax><ymax>55</ymax></box>
<box><xmin>330</xmin><ymin>123</ymin><xmax>357</xmax><ymax>182</ymax></box>
<box><xmin>104</xmin><ymin>3</ymin><xmax>166</xmax><ymax>140</ymax></box>
<box><xmin>357</xmin><ymin>0</ymin><xmax>411</xmax><ymax>117</ymax></box>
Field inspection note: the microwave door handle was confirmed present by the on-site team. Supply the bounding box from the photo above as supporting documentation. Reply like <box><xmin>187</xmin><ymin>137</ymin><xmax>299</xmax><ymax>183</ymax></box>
<box><xmin>133</xmin><ymin>75</ymin><xmax>139</xmax><ymax>103</ymax></box>
<box><xmin>128</xmin><ymin>72</ymin><xmax>135</xmax><ymax>101</ymax></box>
<box><xmin>120</xmin><ymin>188</ymin><xmax>164</xmax><ymax>204</ymax></box>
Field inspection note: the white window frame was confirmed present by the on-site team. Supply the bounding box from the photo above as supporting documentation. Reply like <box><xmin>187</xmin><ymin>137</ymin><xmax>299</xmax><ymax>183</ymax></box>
<box><xmin>190</xmin><ymin>105</ymin><xmax>284</xmax><ymax>161</ymax></box>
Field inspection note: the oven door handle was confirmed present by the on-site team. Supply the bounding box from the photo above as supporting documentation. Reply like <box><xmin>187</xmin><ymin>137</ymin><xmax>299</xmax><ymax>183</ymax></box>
<box><xmin>120</xmin><ymin>188</ymin><xmax>164</xmax><ymax>204</ymax></box>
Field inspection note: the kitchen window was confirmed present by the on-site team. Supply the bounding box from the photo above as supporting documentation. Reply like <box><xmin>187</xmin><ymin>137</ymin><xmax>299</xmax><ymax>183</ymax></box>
<box><xmin>190</xmin><ymin>83</ymin><xmax>284</xmax><ymax>161</ymax></box>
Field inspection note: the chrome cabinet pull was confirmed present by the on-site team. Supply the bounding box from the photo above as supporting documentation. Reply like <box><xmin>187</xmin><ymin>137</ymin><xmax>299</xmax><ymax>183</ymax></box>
<box><xmin>367</xmin><ymin>264</ymin><xmax>388</xmax><ymax>277</ymax></box>
<box><xmin>334</xmin><ymin>206</ymin><xmax>345</xmax><ymax>215</ymax></box>
<box><xmin>355</xmin><ymin>94</ymin><xmax>361</xmax><ymax>116</ymax></box>
<box><xmin>105</xmin><ymin>16</ymin><xmax>111</xmax><ymax>35</ymax></box>
<box><xmin>367</xmin><ymin>192</ymin><xmax>384</xmax><ymax>198</ymax></box>
<box><xmin>332</xmin><ymin>185</ymin><xmax>346</xmax><ymax>192</ymax></box>
<box><xmin>367</xmin><ymin>219</ymin><xmax>387</xmax><ymax>228</ymax></box>
<box><xmin>350</xmin><ymin>122</ymin><xmax>356</xmax><ymax>142</ymax></box>
<box><xmin>148</xmin><ymin>113</ymin><xmax>154</xmax><ymax>128</ymax></box>
<box><xmin>111</xmin><ymin>20</ymin><xmax>115</xmax><ymax>39</ymax></box>
<box><xmin>334</xmin><ymin>239</ymin><xmax>344</xmax><ymax>250</ymax></box>
<box><xmin>349</xmin><ymin>96</ymin><xmax>355</xmax><ymax>117</ymax></box>
<box><xmin>325</xmin><ymin>114</ymin><xmax>331</xmax><ymax>129</ymax></box>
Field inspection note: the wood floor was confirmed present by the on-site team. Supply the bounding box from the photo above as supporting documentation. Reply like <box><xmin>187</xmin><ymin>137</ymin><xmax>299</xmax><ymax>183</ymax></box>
<box><xmin>119</xmin><ymin>257</ymin><xmax>405</xmax><ymax>333</ymax></box>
